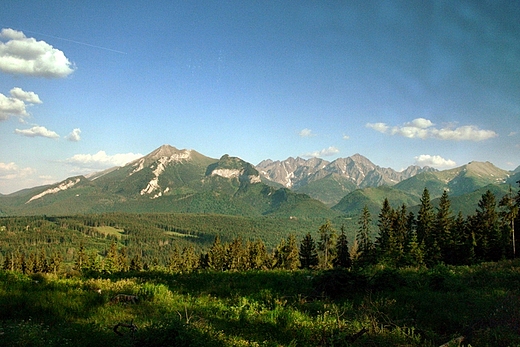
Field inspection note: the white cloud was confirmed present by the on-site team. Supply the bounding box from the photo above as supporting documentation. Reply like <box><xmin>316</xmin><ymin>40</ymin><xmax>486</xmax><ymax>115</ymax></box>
<box><xmin>0</xmin><ymin>87</ymin><xmax>42</xmax><ymax>121</ymax></box>
<box><xmin>66</xmin><ymin>128</ymin><xmax>81</xmax><ymax>142</ymax></box>
<box><xmin>0</xmin><ymin>162</ymin><xmax>35</xmax><ymax>180</ymax></box>
<box><xmin>0</xmin><ymin>28</ymin><xmax>75</xmax><ymax>78</ymax></box>
<box><xmin>342</xmin><ymin>134</ymin><xmax>350</xmax><ymax>140</ymax></box>
<box><xmin>414</xmin><ymin>154</ymin><xmax>456</xmax><ymax>168</ymax></box>
<box><xmin>15</xmin><ymin>125</ymin><xmax>60</xmax><ymax>138</ymax></box>
<box><xmin>299</xmin><ymin>128</ymin><xmax>315</xmax><ymax>137</ymax></box>
<box><xmin>9</xmin><ymin>87</ymin><xmax>42</xmax><ymax>103</ymax></box>
<box><xmin>367</xmin><ymin>118</ymin><xmax>497</xmax><ymax>141</ymax></box>
<box><xmin>366</xmin><ymin>122</ymin><xmax>389</xmax><ymax>133</ymax></box>
<box><xmin>65</xmin><ymin>150</ymin><xmax>143</xmax><ymax>170</ymax></box>
<box><xmin>302</xmin><ymin>146</ymin><xmax>339</xmax><ymax>158</ymax></box>
<box><xmin>508</xmin><ymin>132</ymin><xmax>517</xmax><ymax>137</ymax></box>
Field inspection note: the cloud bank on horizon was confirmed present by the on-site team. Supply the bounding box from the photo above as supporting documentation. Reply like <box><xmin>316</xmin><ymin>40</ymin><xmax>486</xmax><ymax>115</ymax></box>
<box><xmin>366</xmin><ymin>118</ymin><xmax>498</xmax><ymax>142</ymax></box>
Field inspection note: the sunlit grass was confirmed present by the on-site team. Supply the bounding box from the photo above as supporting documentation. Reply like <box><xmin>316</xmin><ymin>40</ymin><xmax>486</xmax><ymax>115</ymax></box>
<box><xmin>1</xmin><ymin>261</ymin><xmax>520</xmax><ymax>346</ymax></box>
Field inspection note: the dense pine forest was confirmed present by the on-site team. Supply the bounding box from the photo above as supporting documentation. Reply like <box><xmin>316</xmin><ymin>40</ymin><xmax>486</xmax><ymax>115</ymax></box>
<box><xmin>1</xmin><ymin>186</ymin><xmax>518</xmax><ymax>274</ymax></box>
<box><xmin>0</xmin><ymin>184</ymin><xmax>519</xmax><ymax>346</ymax></box>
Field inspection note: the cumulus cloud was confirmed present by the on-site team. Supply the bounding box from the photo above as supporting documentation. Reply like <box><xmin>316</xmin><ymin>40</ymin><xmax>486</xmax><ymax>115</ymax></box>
<box><xmin>9</xmin><ymin>87</ymin><xmax>42</xmax><ymax>104</ymax></box>
<box><xmin>0</xmin><ymin>28</ymin><xmax>75</xmax><ymax>78</ymax></box>
<box><xmin>0</xmin><ymin>87</ymin><xmax>42</xmax><ymax>121</ymax></box>
<box><xmin>0</xmin><ymin>161</ymin><xmax>35</xmax><ymax>180</ymax></box>
<box><xmin>65</xmin><ymin>150</ymin><xmax>143</xmax><ymax>170</ymax></box>
<box><xmin>15</xmin><ymin>125</ymin><xmax>59</xmax><ymax>138</ymax></box>
<box><xmin>299</xmin><ymin>128</ymin><xmax>316</xmax><ymax>137</ymax></box>
<box><xmin>414</xmin><ymin>154</ymin><xmax>456</xmax><ymax>168</ymax></box>
<box><xmin>66</xmin><ymin>128</ymin><xmax>81</xmax><ymax>142</ymax></box>
<box><xmin>302</xmin><ymin>146</ymin><xmax>339</xmax><ymax>158</ymax></box>
<box><xmin>366</xmin><ymin>118</ymin><xmax>497</xmax><ymax>141</ymax></box>
<box><xmin>342</xmin><ymin>134</ymin><xmax>350</xmax><ymax>140</ymax></box>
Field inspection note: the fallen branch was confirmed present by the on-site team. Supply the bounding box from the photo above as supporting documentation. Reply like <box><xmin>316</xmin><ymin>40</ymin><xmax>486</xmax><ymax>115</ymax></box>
<box><xmin>348</xmin><ymin>327</ymin><xmax>368</xmax><ymax>342</ymax></box>
<box><xmin>439</xmin><ymin>335</ymin><xmax>464</xmax><ymax>347</ymax></box>
<box><xmin>113</xmin><ymin>321</ymin><xmax>138</xmax><ymax>337</ymax></box>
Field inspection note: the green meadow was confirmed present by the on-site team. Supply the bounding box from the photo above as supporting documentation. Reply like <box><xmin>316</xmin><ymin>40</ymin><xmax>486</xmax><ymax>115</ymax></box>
<box><xmin>1</xmin><ymin>261</ymin><xmax>520</xmax><ymax>347</ymax></box>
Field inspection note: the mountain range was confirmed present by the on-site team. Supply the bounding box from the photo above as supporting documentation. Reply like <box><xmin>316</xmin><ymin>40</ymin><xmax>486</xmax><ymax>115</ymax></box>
<box><xmin>0</xmin><ymin>144</ymin><xmax>518</xmax><ymax>217</ymax></box>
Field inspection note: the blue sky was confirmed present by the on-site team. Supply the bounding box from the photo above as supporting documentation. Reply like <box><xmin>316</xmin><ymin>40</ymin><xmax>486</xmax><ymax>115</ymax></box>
<box><xmin>0</xmin><ymin>1</ymin><xmax>519</xmax><ymax>194</ymax></box>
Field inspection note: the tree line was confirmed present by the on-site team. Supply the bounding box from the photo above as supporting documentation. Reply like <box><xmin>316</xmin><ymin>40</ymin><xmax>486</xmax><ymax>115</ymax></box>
<box><xmin>1</xmin><ymin>184</ymin><xmax>518</xmax><ymax>275</ymax></box>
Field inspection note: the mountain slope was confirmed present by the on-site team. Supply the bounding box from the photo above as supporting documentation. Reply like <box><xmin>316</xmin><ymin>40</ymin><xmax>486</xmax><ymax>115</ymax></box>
<box><xmin>0</xmin><ymin>145</ymin><xmax>337</xmax><ymax>218</ymax></box>
<box><xmin>257</xmin><ymin>154</ymin><xmax>435</xmax><ymax>205</ymax></box>
<box><xmin>394</xmin><ymin>161</ymin><xmax>511</xmax><ymax>198</ymax></box>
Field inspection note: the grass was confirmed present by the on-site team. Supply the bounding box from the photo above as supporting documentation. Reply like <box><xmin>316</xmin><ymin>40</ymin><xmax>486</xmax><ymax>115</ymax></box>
<box><xmin>1</xmin><ymin>261</ymin><xmax>520</xmax><ymax>346</ymax></box>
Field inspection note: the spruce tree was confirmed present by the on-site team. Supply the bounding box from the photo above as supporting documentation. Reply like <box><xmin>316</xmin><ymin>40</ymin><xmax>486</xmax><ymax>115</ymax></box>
<box><xmin>299</xmin><ymin>232</ymin><xmax>318</xmax><ymax>269</ymax></box>
<box><xmin>208</xmin><ymin>235</ymin><xmax>226</xmax><ymax>271</ymax></box>
<box><xmin>435</xmin><ymin>190</ymin><xmax>453</xmax><ymax>263</ymax></box>
<box><xmin>356</xmin><ymin>205</ymin><xmax>374</xmax><ymax>265</ymax></box>
<box><xmin>375</xmin><ymin>198</ymin><xmax>393</xmax><ymax>263</ymax></box>
<box><xmin>417</xmin><ymin>188</ymin><xmax>435</xmax><ymax>265</ymax></box>
<box><xmin>474</xmin><ymin>190</ymin><xmax>502</xmax><ymax>261</ymax></box>
<box><xmin>499</xmin><ymin>185</ymin><xmax>518</xmax><ymax>258</ymax></box>
<box><xmin>317</xmin><ymin>221</ymin><xmax>337</xmax><ymax>269</ymax></box>
<box><xmin>334</xmin><ymin>226</ymin><xmax>352</xmax><ymax>268</ymax></box>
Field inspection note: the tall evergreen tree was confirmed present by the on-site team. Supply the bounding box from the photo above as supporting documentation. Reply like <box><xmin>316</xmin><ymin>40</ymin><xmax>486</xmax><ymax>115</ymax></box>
<box><xmin>299</xmin><ymin>232</ymin><xmax>318</xmax><ymax>269</ymax></box>
<box><xmin>375</xmin><ymin>198</ymin><xmax>393</xmax><ymax>263</ymax></box>
<box><xmin>246</xmin><ymin>239</ymin><xmax>269</xmax><ymax>270</ymax></box>
<box><xmin>435</xmin><ymin>190</ymin><xmax>454</xmax><ymax>263</ymax></box>
<box><xmin>317</xmin><ymin>221</ymin><xmax>337</xmax><ymax>269</ymax></box>
<box><xmin>74</xmin><ymin>242</ymin><xmax>88</xmax><ymax>271</ymax></box>
<box><xmin>417</xmin><ymin>188</ymin><xmax>435</xmax><ymax>265</ymax></box>
<box><xmin>334</xmin><ymin>226</ymin><xmax>351</xmax><ymax>269</ymax></box>
<box><xmin>473</xmin><ymin>190</ymin><xmax>502</xmax><ymax>261</ymax></box>
<box><xmin>208</xmin><ymin>235</ymin><xmax>226</xmax><ymax>271</ymax></box>
<box><xmin>273</xmin><ymin>234</ymin><xmax>300</xmax><ymax>270</ymax></box>
<box><xmin>356</xmin><ymin>205</ymin><xmax>374</xmax><ymax>265</ymax></box>
<box><xmin>499</xmin><ymin>185</ymin><xmax>518</xmax><ymax>258</ymax></box>
<box><xmin>225</xmin><ymin>237</ymin><xmax>247</xmax><ymax>271</ymax></box>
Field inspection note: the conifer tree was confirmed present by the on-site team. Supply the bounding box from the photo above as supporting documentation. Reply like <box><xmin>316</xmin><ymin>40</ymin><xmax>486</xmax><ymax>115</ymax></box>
<box><xmin>273</xmin><ymin>235</ymin><xmax>300</xmax><ymax>270</ymax></box>
<box><xmin>246</xmin><ymin>239</ymin><xmax>269</xmax><ymax>270</ymax></box>
<box><xmin>208</xmin><ymin>235</ymin><xmax>226</xmax><ymax>271</ymax></box>
<box><xmin>181</xmin><ymin>245</ymin><xmax>199</xmax><ymax>272</ymax></box>
<box><xmin>74</xmin><ymin>242</ymin><xmax>88</xmax><ymax>271</ymax></box>
<box><xmin>104</xmin><ymin>241</ymin><xmax>119</xmax><ymax>273</ymax></box>
<box><xmin>375</xmin><ymin>198</ymin><xmax>393</xmax><ymax>263</ymax></box>
<box><xmin>417</xmin><ymin>188</ymin><xmax>435</xmax><ymax>265</ymax></box>
<box><xmin>356</xmin><ymin>205</ymin><xmax>374</xmax><ymax>265</ymax></box>
<box><xmin>225</xmin><ymin>237</ymin><xmax>247</xmax><ymax>271</ymax></box>
<box><xmin>130</xmin><ymin>253</ymin><xmax>144</xmax><ymax>272</ymax></box>
<box><xmin>299</xmin><ymin>232</ymin><xmax>318</xmax><ymax>269</ymax></box>
<box><xmin>317</xmin><ymin>221</ymin><xmax>337</xmax><ymax>269</ymax></box>
<box><xmin>49</xmin><ymin>251</ymin><xmax>62</xmax><ymax>274</ymax></box>
<box><xmin>389</xmin><ymin>204</ymin><xmax>408</xmax><ymax>266</ymax></box>
<box><xmin>499</xmin><ymin>185</ymin><xmax>518</xmax><ymax>258</ymax></box>
<box><xmin>435</xmin><ymin>190</ymin><xmax>453</xmax><ymax>262</ymax></box>
<box><xmin>118</xmin><ymin>247</ymin><xmax>129</xmax><ymax>272</ymax></box>
<box><xmin>474</xmin><ymin>190</ymin><xmax>502</xmax><ymax>261</ymax></box>
<box><xmin>334</xmin><ymin>226</ymin><xmax>351</xmax><ymax>269</ymax></box>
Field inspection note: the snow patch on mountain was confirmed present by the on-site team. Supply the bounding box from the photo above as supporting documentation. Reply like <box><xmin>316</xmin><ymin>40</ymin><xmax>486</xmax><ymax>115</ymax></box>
<box><xmin>140</xmin><ymin>150</ymin><xmax>192</xmax><ymax>198</ymax></box>
<box><xmin>26</xmin><ymin>178</ymin><xmax>81</xmax><ymax>203</ymax></box>
<box><xmin>212</xmin><ymin>168</ymin><xmax>241</xmax><ymax>179</ymax></box>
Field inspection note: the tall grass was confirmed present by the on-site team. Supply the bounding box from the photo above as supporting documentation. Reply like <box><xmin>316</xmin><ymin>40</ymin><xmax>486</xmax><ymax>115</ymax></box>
<box><xmin>1</xmin><ymin>261</ymin><xmax>519</xmax><ymax>346</ymax></box>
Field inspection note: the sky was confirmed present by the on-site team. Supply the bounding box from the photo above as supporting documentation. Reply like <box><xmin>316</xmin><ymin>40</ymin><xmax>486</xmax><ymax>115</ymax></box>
<box><xmin>0</xmin><ymin>1</ymin><xmax>519</xmax><ymax>194</ymax></box>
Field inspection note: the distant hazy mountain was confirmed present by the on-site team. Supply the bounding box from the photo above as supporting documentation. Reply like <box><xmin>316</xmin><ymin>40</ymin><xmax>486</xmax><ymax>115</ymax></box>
<box><xmin>256</xmin><ymin>154</ymin><xmax>435</xmax><ymax>205</ymax></box>
<box><xmin>0</xmin><ymin>145</ymin><xmax>336</xmax><ymax>218</ymax></box>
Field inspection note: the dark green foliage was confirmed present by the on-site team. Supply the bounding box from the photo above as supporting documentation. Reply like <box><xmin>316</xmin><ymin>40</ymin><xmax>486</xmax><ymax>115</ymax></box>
<box><xmin>312</xmin><ymin>269</ymin><xmax>368</xmax><ymax>299</ymax></box>
<box><xmin>333</xmin><ymin>226</ymin><xmax>351</xmax><ymax>269</ymax></box>
<box><xmin>299</xmin><ymin>232</ymin><xmax>318</xmax><ymax>269</ymax></box>
<box><xmin>317</xmin><ymin>220</ymin><xmax>337</xmax><ymax>269</ymax></box>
